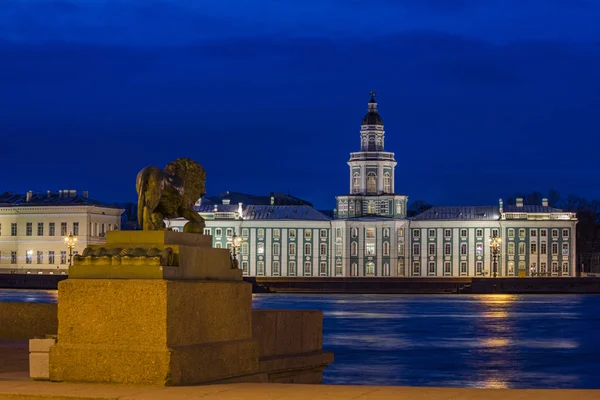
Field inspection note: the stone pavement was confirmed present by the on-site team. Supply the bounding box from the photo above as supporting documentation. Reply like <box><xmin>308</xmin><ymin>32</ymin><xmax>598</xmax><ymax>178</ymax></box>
<box><xmin>2</xmin><ymin>340</ymin><xmax>600</xmax><ymax>400</ymax></box>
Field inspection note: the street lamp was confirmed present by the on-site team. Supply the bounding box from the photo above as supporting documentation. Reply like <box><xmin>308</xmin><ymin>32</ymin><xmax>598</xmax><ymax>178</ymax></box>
<box><xmin>64</xmin><ymin>232</ymin><xmax>78</xmax><ymax>267</ymax></box>
<box><xmin>231</xmin><ymin>233</ymin><xmax>242</xmax><ymax>269</ymax></box>
<box><xmin>489</xmin><ymin>232</ymin><xmax>501</xmax><ymax>278</ymax></box>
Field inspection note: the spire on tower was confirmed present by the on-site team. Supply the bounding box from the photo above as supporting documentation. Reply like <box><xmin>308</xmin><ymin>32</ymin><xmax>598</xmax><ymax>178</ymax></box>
<box><xmin>362</xmin><ymin>90</ymin><xmax>382</xmax><ymax>125</ymax></box>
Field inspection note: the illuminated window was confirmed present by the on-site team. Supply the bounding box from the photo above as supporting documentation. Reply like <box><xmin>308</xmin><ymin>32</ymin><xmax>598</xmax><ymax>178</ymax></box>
<box><xmin>508</xmin><ymin>242</ymin><xmax>515</xmax><ymax>255</ymax></box>
<box><xmin>257</xmin><ymin>261</ymin><xmax>265</xmax><ymax>275</ymax></box>
<box><xmin>26</xmin><ymin>250</ymin><xmax>33</xmax><ymax>264</ymax></box>
<box><xmin>257</xmin><ymin>229</ymin><xmax>264</xmax><ymax>240</ymax></box>
<box><xmin>508</xmin><ymin>262</ymin><xmax>515</xmax><ymax>275</ymax></box>
<box><xmin>398</xmin><ymin>243</ymin><xmax>405</xmax><ymax>256</ymax></box>
<box><xmin>366</xmin><ymin>228</ymin><xmax>375</xmax><ymax>238</ymax></box>
<box><xmin>273</xmin><ymin>229</ymin><xmax>280</xmax><ymax>240</ymax></box>
<box><xmin>562</xmin><ymin>243</ymin><xmax>569</xmax><ymax>255</ymax></box>
<box><xmin>48</xmin><ymin>251</ymin><xmax>55</xmax><ymax>264</ymax></box>
<box><xmin>530</xmin><ymin>243</ymin><xmax>537</xmax><ymax>254</ymax></box>
<box><xmin>519</xmin><ymin>229</ymin><xmax>525</xmax><ymax>238</ymax></box>
<box><xmin>289</xmin><ymin>243</ymin><xmax>296</xmax><ymax>256</ymax></box>
<box><xmin>242</xmin><ymin>228</ymin><xmax>249</xmax><ymax>238</ymax></box>
<box><xmin>241</xmin><ymin>242</ymin><xmax>249</xmax><ymax>256</ymax></box>
<box><xmin>289</xmin><ymin>229</ymin><xmax>296</xmax><ymax>239</ymax></box>
<box><xmin>383</xmin><ymin>173</ymin><xmax>391</xmax><ymax>193</ymax></box>
<box><xmin>257</xmin><ymin>242</ymin><xmax>264</xmax><ymax>254</ymax></box>
<box><xmin>367</xmin><ymin>201</ymin><xmax>375</xmax><ymax>214</ymax></box>
<box><xmin>518</xmin><ymin>261</ymin><xmax>525</xmax><ymax>270</ymax></box>
<box><xmin>508</xmin><ymin>229</ymin><xmax>514</xmax><ymax>238</ymax></box>
<box><xmin>366</xmin><ymin>261</ymin><xmax>375</xmax><ymax>275</ymax></box>
<box><xmin>412</xmin><ymin>262</ymin><xmax>420</xmax><ymax>275</ymax></box>
<box><xmin>476</xmin><ymin>261</ymin><xmax>483</xmax><ymax>275</ymax></box>
<box><xmin>273</xmin><ymin>243</ymin><xmax>280</xmax><ymax>256</ymax></box>
<box><xmin>352</xmin><ymin>172</ymin><xmax>360</xmax><ymax>193</ymax></box>
<box><xmin>304</xmin><ymin>230</ymin><xmax>311</xmax><ymax>239</ymax></box>
<box><xmin>476</xmin><ymin>243</ymin><xmax>483</xmax><ymax>255</ymax></box>
<box><xmin>241</xmin><ymin>261</ymin><xmax>249</xmax><ymax>275</ymax></box>
<box><xmin>304</xmin><ymin>261</ymin><xmax>312</xmax><ymax>275</ymax></box>
<box><xmin>365</xmin><ymin>243</ymin><xmax>376</xmax><ymax>255</ymax></box>
<box><xmin>367</xmin><ymin>172</ymin><xmax>377</xmax><ymax>193</ymax></box>
<box><xmin>518</xmin><ymin>242</ymin><xmax>525</xmax><ymax>255</ymax></box>
<box><xmin>398</xmin><ymin>228</ymin><xmax>404</xmax><ymax>238</ymax></box>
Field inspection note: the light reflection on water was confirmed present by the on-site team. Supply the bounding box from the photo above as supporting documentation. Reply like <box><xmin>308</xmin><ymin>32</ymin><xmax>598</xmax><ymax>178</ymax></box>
<box><xmin>2</xmin><ymin>290</ymin><xmax>599</xmax><ymax>388</ymax></box>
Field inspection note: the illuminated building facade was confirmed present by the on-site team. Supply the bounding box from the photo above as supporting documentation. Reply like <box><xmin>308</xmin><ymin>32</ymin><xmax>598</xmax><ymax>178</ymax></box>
<box><xmin>168</xmin><ymin>94</ymin><xmax>578</xmax><ymax>278</ymax></box>
<box><xmin>0</xmin><ymin>190</ymin><xmax>123</xmax><ymax>274</ymax></box>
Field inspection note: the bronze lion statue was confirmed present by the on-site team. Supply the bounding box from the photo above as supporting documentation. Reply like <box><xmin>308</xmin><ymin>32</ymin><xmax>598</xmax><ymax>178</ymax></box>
<box><xmin>136</xmin><ymin>158</ymin><xmax>206</xmax><ymax>232</ymax></box>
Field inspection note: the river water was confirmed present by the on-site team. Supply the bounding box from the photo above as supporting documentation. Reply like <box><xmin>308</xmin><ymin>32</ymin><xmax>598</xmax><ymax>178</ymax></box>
<box><xmin>2</xmin><ymin>289</ymin><xmax>599</xmax><ymax>389</ymax></box>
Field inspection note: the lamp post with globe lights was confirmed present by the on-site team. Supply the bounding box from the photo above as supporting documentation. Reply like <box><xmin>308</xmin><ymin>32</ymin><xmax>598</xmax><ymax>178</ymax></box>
<box><xmin>489</xmin><ymin>232</ymin><xmax>501</xmax><ymax>278</ymax></box>
<box><xmin>231</xmin><ymin>233</ymin><xmax>242</xmax><ymax>269</ymax></box>
<box><xmin>64</xmin><ymin>232</ymin><xmax>78</xmax><ymax>267</ymax></box>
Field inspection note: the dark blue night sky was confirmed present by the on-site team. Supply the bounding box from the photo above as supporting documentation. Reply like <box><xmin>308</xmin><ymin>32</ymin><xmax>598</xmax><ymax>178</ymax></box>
<box><xmin>1</xmin><ymin>1</ymin><xmax>599</xmax><ymax>209</ymax></box>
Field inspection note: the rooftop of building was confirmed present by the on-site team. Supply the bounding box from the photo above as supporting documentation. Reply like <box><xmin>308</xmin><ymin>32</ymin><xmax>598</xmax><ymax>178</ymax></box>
<box><xmin>201</xmin><ymin>191</ymin><xmax>313</xmax><ymax>207</ymax></box>
<box><xmin>0</xmin><ymin>190</ymin><xmax>122</xmax><ymax>209</ymax></box>
<box><xmin>195</xmin><ymin>204</ymin><xmax>331</xmax><ymax>221</ymax></box>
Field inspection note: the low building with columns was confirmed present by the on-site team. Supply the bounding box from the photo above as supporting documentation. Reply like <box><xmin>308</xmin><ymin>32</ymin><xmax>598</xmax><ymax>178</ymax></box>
<box><xmin>0</xmin><ymin>190</ymin><xmax>123</xmax><ymax>274</ymax></box>
<box><xmin>168</xmin><ymin>93</ymin><xmax>578</xmax><ymax>278</ymax></box>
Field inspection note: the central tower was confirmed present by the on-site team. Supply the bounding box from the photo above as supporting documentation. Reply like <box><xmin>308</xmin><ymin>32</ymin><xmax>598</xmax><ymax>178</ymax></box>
<box><xmin>335</xmin><ymin>92</ymin><xmax>407</xmax><ymax>218</ymax></box>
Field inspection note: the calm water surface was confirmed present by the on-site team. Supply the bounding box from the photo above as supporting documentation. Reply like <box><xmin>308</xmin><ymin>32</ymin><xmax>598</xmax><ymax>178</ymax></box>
<box><xmin>2</xmin><ymin>289</ymin><xmax>599</xmax><ymax>389</ymax></box>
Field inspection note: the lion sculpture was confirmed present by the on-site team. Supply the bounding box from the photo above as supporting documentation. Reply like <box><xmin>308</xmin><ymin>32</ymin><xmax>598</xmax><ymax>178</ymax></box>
<box><xmin>136</xmin><ymin>158</ymin><xmax>206</xmax><ymax>232</ymax></box>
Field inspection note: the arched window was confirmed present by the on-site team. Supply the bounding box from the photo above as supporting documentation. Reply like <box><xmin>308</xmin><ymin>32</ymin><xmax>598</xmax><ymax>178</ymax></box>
<box><xmin>397</xmin><ymin>259</ymin><xmax>405</xmax><ymax>276</ymax></box>
<box><xmin>366</xmin><ymin>261</ymin><xmax>375</xmax><ymax>275</ymax></box>
<box><xmin>396</xmin><ymin>201</ymin><xmax>402</xmax><ymax>215</ymax></box>
<box><xmin>335</xmin><ymin>259</ymin><xmax>343</xmax><ymax>276</ymax></box>
<box><xmin>377</xmin><ymin>137</ymin><xmax>383</xmax><ymax>149</ymax></box>
<box><xmin>383</xmin><ymin>173</ymin><xmax>391</xmax><ymax>193</ymax></box>
<box><xmin>273</xmin><ymin>243</ymin><xmax>280</xmax><ymax>256</ymax></box>
<box><xmin>368</xmin><ymin>136</ymin><xmax>376</xmax><ymax>151</ymax></box>
<box><xmin>383</xmin><ymin>241</ymin><xmax>390</xmax><ymax>256</ymax></box>
<box><xmin>351</xmin><ymin>242</ymin><xmax>358</xmax><ymax>256</ymax></box>
<box><xmin>352</xmin><ymin>172</ymin><xmax>360</xmax><ymax>193</ymax></box>
<box><xmin>351</xmin><ymin>227</ymin><xmax>358</xmax><ymax>238</ymax></box>
<box><xmin>367</xmin><ymin>172</ymin><xmax>377</xmax><ymax>193</ymax></box>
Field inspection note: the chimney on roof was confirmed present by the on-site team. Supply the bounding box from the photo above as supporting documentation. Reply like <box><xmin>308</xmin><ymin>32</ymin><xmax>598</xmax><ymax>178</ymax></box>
<box><xmin>499</xmin><ymin>198</ymin><xmax>503</xmax><ymax>213</ymax></box>
<box><xmin>26</xmin><ymin>191</ymin><xmax>32</xmax><ymax>202</ymax></box>
<box><xmin>516</xmin><ymin>198</ymin><xmax>524</xmax><ymax>208</ymax></box>
<box><xmin>47</xmin><ymin>190</ymin><xmax>51</xmax><ymax>198</ymax></box>
<box><xmin>270</xmin><ymin>192</ymin><xmax>275</xmax><ymax>205</ymax></box>
<box><xmin>238</xmin><ymin>202</ymin><xmax>244</xmax><ymax>219</ymax></box>
<box><xmin>542</xmin><ymin>198</ymin><xmax>548</xmax><ymax>207</ymax></box>
<box><xmin>222</xmin><ymin>198</ymin><xmax>230</xmax><ymax>205</ymax></box>
<box><xmin>83</xmin><ymin>191</ymin><xmax>88</xmax><ymax>199</ymax></box>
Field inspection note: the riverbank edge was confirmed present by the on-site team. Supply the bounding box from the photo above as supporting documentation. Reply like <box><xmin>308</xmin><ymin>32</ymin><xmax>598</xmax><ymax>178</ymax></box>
<box><xmin>2</xmin><ymin>275</ymin><xmax>600</xmax><ymax>294</ymax></box>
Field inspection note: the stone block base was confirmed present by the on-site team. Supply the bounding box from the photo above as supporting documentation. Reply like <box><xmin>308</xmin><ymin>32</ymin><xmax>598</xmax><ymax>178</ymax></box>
<box><xmin>50</xmin><ymin>339</ymin><xmax>258</xmax><ymax>385</ymax></box>
<box><xmin>29</xmin><ymin>337</ymin><xmax>56</xmax><ymax>381</ymax></box>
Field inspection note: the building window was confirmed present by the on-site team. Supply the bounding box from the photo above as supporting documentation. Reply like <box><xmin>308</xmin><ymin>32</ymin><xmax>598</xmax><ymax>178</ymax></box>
<box><xmin>241</xmin><ymin>242</ymin><xmax>249</xmax><ymax>256</ymax></box>
<box><xmin>257</xmin><ymin>261</ymin><xmax>265</xmax><ymax>275</ymax></box>
<box><xmin>215</xmin><ymin>242</ymin><xmax>222</xmax><ymax>249</ymax></box>
<box><xmin>336</xmin><ymin>228</ymin><xmax>342</xmax><ymax>238</ymax></box>
<box><xmin>335</xmin><ymin>242</ymin><xmax>343</xmax><ymax>256</ymax></box>
<box><xmin>320</xmin><ymin>229</ymin><xmax>327</xmax><ymax>239</ymax></box>
<box><xmin>507</xmin><ymin>242</ymin><xmax>515</xmax><ymax>255</ymax></box>
<box><xmin>304</xmin><ymin>261</ymin><xmax>312</xmax><ymax>275</ymax></box>
<box><xmin>552</xmin><ymin>243</ymin><xmax>558</xmax><ymax>255</ymax></box>
<box><xmin>413</xmin><ymin>243</ymin><xmax>420</xmax><ymax>256</ymax></box>
<box><xmin>508</xmin><ymin>229</ymin><xmax>514</xmax><ymax>238</ymax></box>
<box><xmin>226</xmin><ymin>228</ymin><xmax>233</xmax><ymax>238</ymax></box>
<box><xmin>365</xmin><ymin>243</ymin><xmax>376</xmax><ymax>255</ymax></box>
<box><xmin>11</xmin><ymin>223</ymin><xmax>17</xmax><ymax>236</ymax></box>
<box><xmin>351</xmin><ymin>242</ymin><xmax>357</xmax><ymax>256</ymax></box>
<box><xmin>272</xmin><ymin>261</ymin><xmax>280</xmax><ymax>275</ymax></box>
<box><xmin>48</xmin><ymin>223</ymin><xmax>55</xmax><ymax>236</ymax></box>
<box><xmin>540</xmin><ymin>230</ymin><xmax>547</xmax><ymax>237</ymax></box>
<box><xmin>214</xmin><ymin>228</ymin><xmax>222</xmax><ymax>238</ymax></box>
<box><xmin>351</xmin><ymin>227</ymin><xmax>358</xmax><ymax>238</ymax></box>
<box><xmin>428</xmin><ymin>243</ymin><xmax>435</xmax><ymax>256</ymax></box>
<box><xmin>541</xmin><ymin>242</ymin><xmax>547</xmax><ymax>255</ymax></box>
<box><xmin>60</xmin><ymin>222</ymin><xmax>67</xmax><ymax>236</ymax></box>
<box><xmin>445</xmin><ymin>243</ymin><xmax>451</xmax><ymax>255</ymax></box>
<box><xmin>531</xmin><ymin>230</ymin><xmax>537</xmax><ymax>237</ymax></box>
<box><xmin>289</xmin><ymin>261</ymin><xmax>297</xmax><ymax>276</ymax></box>
<box><xmin>366</xmin><ymin>228</ymin><xmax>375</xmax><ymax>239</ymax></box>
<box><xmin>540</xmin><ymin>262</ymin><xmax>547</xmax><ymax>273</ymax></box>
<box><xmin>289</xmin><ymin>229</ymin><xmax>296</xmax><ymax>240</ymax></box>
<box><xmin>60</xmin><ymin>251</ymin><xmax>67</xmax><ymax>264</ymax></box>
<box><xmin>257</xmin><ymin>229</ymin><xmax>264</xmax><ymax>240</ymax></box>
<box><xmin>398</xmin><ymin>228</ymin><xmax>404</xmax><ymax>238</ymax></box>
<box><xmin>460</xmin><ymin>243</ymin><xmax>467</xmax><ymax>255</ymax></box>
<box><xmin>460</xmin><ymin>229</ymin><xmax>467</xmax><ymax>238</ymax></box>
<box><xmin>304</xmin><ymin>243</ymin><xmax>311</xmax><ymax>256</ymax></box>
<box><xmin>444</xmin><ymin>262</ymin><xmax>451</xmax><ymax>275</ymax></box>
<box><xmin>365</xmin><ymin>261</ymin><xmax>375</xmax><ymax>275</ymax></box>
<box><xmin>351</xmin><ymin>263</ymin><xmax>358</xmax><ymax>276</ymax></box>
<box><xmin>518</xmin><ymin>261</ymin><xmax>525</xmax><ymax>270</ymax></box>
<box><xmin>530</xmin><ymin>262</ymin><xmax>537</xmax><ymax>273</ymax></box>
<box><xmin>428</xmin><ymin>262</ymin><xmax>435</xmax><ymax>275</ymax></box>
<box><xmin>273</xmin><ymin>243</ymin><xmax>281</xmax><ymax>256</ymax></box>
<box><xmin>552</xmin><ymin>262</ymin><xmax>558</xmax><ymax>274</ymax></box>
<box><xmin>73</xmin><ymin>222</ymin><xmax>79</xmax><ymax>236</ymax></box>
<box><xmin>413</xmin><ymin>230</ymin><xmax>420</xmax><ymax>238</ymax></box>
<box><xmin>492</xmin><ymin>229</ymin><xmax>499</xmax><ymax>237</ymax></box>
<box><xmin>519</xmin><ymin>229</ymin><xmax>525</xmax><ymax>239</ymax></box>
<box><xmin>320</xmin><ymin>243</ymin><xmax>327</xmax><ymax>256</ymax></box>
<box><xmin>25</xmin><ymin>250</ymin><xmax>33</xmax><ymax>264</ymax></box>
<box><xmin>476</xmin><ymin>229</ymin><xmax>483</xmax><ymax>238</ymax></box>
<box><xmin>383</xmin><ymin>262</ymin><xmax>390</xmax><ymax>276</ymax></box>
<box><xmin>352</xmin><ymin>172</ymin><xmax>360</xmax><ymax>193</ymax></box>
<box><xmin>48</xmin><ymin>251</ymin><xmax>55</xmax><ymax>264</ymax></box>
<box><xmin>508</xmin><ymin>262</ymin><xmax>515</xmax><ymax>275</ymax></box>
<box><xmin>319</xmin><ymin>261</ymin><xmax>327</xmax><ymax>275</ymax></box>
<box><xmin>367</xmin><ymin>172</ymin><xmax>377</xmax><ymax>193</ymax></box>
<box><xmin>11</xmin><ymin>251</ymin><xmax>17</xmax><ymax>264</ymax></box>
<box><xmin>273</xmin><ymin>229</ymin><xmax>280</xmax><ymax>240</ymax></box>
<box><xmin>552</xmin><ymin>229</ymin><xmax>558</xmax><ymax>239</ymax></box>
<box><xmin>241</xmin><ymin>228</ymin><xmax>249</xmax><ymax>238</ymax></box>
<box><xmin>26</xmin><ymin>222</ymin><xmax>33</xmax><ymax>236</ymax></box>
<box><xmin>460</xmin><ymin>262</ymin><xmax>467</xmax><ymax>275</ymax></box>
<box><xmin>397</xmin><ymin>259</ymin><xmax>405</xmax><ymax>276</ymax></box>
<box><xmin>36</xmin><ymin>251</ymin><xmax>43</xmax><ymax>264</ymax></box>
<box><xmin>241</xmin><ymin>261</ymin><xmax>249</xmax><ymax>275</ymax></box>
<box><xmin>562</xmin><ymin>229</ymin><xmax>569</xmax><ymax>238</ymax></box>
<box><xmin>335</xmin><ymin>259</ymin><xmax>343</xmax><ymax>276</ymax></box>
<box><xmin>257</xmin><ymin>242</ymin><xmax>264</xmax><ymax>254</ymax></box>
<box><xmin>396</xmin><ymin>201</ymin><xmax>403</xmax><ymax>215</ymax></box>
<box><xmin>383</xmin><ymin>228</ymin><xmax>390</xmax><ymax>238</ymax></box>
<box><xmin>37</xmin><ymin>223</ymin><xmax>44</xmax><ymax>236</ymax></box>
<box><xmin>383</xmin><ymin>242</ymin><xmax>390</xmax><ymax>256</ymax></box>
<box><xmin>383</xmin><ymin>172</ymin><xmax>391</xmax><ymax>193</ymax></box>
<box><xmin>398</xmin><ymin>243</ymin><xmax>405</xmax><ymax>256</ymax></box>
<box><xmin>412</xmin><ymin>262</ymin><xmax>420</xmax><ymax>275</ymax></box>
<box><xmin>367</xmin><ymin>201</ymin><xmax>375</xmax><ymax>214</ymax></box>
<box><xmin>562</xmin><ymin>243</ymin><xmax>569</xmax><ymax>255</ymax></box>
<box><xmin>305</xmin><ymin>229</ymin><xmax>312</xmax><ymax>239</ymax></box>
<box><xmin>562</xmin><ymin>262</ymin><xmax>569</xmax><ymax>274</ymax></box>
<box><xmin>429</xmin><ymin>229</ymin><xmax>435</xmax><ymax>238</ymax></box>
<box><xmin>204</xmin><ymin>228</ymin><xmax>211</xmax><ymax>235</ymax></box>
<box><xmin>476</xmin><ymin>243</ymin><xmax>483</xmax><ymax>256</ymax></box>
<box><xmin>476</xmin><ymin>261</ymin><xmax>483</xmax><ymax>275</ymax></box>
<box><xmin>530</xmin><ymin>243</ymin><xmax>537</xmax><ymax>254</ymax></box>
<box><xmin>518</xmin><ymin>242</ymin><xmax>525</xmax><ymax>255</ymax></box>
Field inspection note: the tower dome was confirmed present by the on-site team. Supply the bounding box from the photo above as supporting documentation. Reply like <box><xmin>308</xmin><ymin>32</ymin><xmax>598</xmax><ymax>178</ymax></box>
<box><xmin>361</xmin><ymin>91</ymin><xmax>383</xmax><ymax>125</ymax></box>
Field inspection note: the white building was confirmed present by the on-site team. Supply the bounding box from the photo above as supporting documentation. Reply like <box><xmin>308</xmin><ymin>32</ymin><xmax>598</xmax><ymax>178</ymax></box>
<box><xmin>168</xmin><ymin>93</ymin><xmax>578</xmax><ymax>278</ymax></box>
<box><xmin>0</xmin><ymin>190</ymin><xmax>123</xmax><ymax>274</ymax></box>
